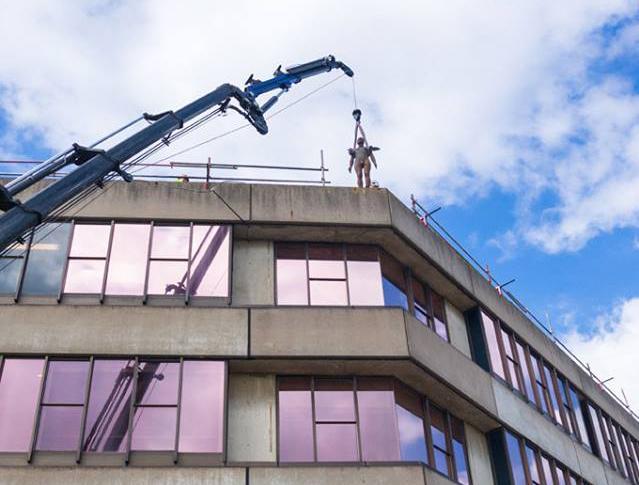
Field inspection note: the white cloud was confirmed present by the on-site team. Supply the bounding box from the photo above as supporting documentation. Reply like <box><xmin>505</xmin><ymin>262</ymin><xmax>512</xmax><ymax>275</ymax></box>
<box><xmin>563</xmin><ymin>297</ymin><xmax>639</xmax><ymax>410</ymax></box>
<box><xmin>0</xmin><ymin>1</ymin><xmax>639</xmax><ymax>253</ymax></box>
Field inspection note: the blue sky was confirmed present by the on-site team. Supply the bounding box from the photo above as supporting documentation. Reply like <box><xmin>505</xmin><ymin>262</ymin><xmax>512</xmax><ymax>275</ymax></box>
<box><xmin>1</xmin><ymin>0</ymin><xmax>638</xmax><ymax>403</ymax></box>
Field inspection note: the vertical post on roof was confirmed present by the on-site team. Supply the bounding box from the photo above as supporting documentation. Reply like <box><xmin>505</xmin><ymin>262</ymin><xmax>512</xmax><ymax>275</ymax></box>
<box><xmin>206</xmin><ymin>157</ymin><xmax>211</xmax><ymax>190</ymax></box>
<box><xmin>320</xmin><ymin>150</ymin><xmax>326</xmax><ymax>187</ymax></box>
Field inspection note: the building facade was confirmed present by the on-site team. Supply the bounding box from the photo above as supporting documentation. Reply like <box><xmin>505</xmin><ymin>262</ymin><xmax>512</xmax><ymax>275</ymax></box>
<box><xmin>0</xmin><ymin>180</ymin><xmax>637</xmax><ymax>485</ymax></box>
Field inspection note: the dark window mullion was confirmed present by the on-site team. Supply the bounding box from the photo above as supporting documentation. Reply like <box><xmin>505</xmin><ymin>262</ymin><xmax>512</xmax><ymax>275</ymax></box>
<box><xmin>27</xmin><ymin>355</ymin><xmax>49</xmax><ymax>463</ymax></box>
<box><xmin>310</xmin><ymin>376</ymin><xmax>317</xmax><ymax>461</ymax></box>
<box><xmin>444</xmin><ymin>411</ymin><xmax>456</xmax><ymax>481</ymax></box>
<box><xmin>143</xmin><ymin>223</ymin><xmax>154</xmax><ymax>304</ymax></box>
<box><xmin>495</xmin><ymin>322</ymin><xmax>512</xmax><ymax>386</ymax></box>
<box><xmin>304</xmin><ymin>243</ymin><xmax>311</xmax><ymax>306</ymax></box>
<box><xmin>14</xmin><ymin>228</ymin><xmax>33</xmax><ymax>302</ymax></box>
<box><xmin>173</xmin><ymin>357</ymin><xmax>184</xmax><ymax>463</ymax></box>
<box><xmin>352</xmin><ymin>377</ymin><xmax>363</xmax><ymax>462</ymax></box>
<box><xmin>424</xmin><ymin>399</ymin><xmax>435</xmax><ymax>470</ymax></box>
<box><xmin>76</xmin><ymin>356</ymin><xmax>94</xmax><ymax>463</ymax></box>
<box><xmin>57</xmin><ymin>220</ymin><xmax>76</xmax><ymax>302</ymax></box>
<box><xmin>518</xmin><ymin>437</ymin><xmax>533</xmax><ymax>485</ymax></box>
<box><xmin>342</xmin><ymin>244</ymin><xmax>351</xmax><ymax>306</ymax></box>
<box><xmin>185</xmin><ymin>223</ymin><xmax>193</xmax><ymax>305</ymax></box>
<box><xmin>100</xmin><ymin>221</ymin><xmax>115</xmax><ymax>303</ymax></box>
<box><xmin>124</xmin><ymin>356</ymin><xmax>139</xmax><ymax>464</ymax></box>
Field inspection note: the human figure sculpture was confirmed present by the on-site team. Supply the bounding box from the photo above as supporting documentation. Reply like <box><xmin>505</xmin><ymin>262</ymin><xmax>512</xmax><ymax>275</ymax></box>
<box><xmin>348</xmin><ymin>137</ymin><xmax>378</xmax><ymax>188</ymax></box>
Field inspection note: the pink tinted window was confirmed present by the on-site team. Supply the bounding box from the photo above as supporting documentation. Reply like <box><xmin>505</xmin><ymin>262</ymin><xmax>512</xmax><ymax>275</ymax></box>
<box><xmin>357</xmin><ymin>388</ymin><xmax>400</xmax><ymax>461</ymax></box>
<box><xmin>105</xmin><ymin>224</ymin><xmax>149</xmax><ymax>295</ymax></box>
<box><xmin>190</xmin><ymin>225</ymin><xmax>230</xmax><ymax>297</ymax></box>
<box><xmin>276</xmin><ymin>259</ymin><xmax>308</xmax><ymax>305</ymax></box>
<box><xmin>131</xmin><ymin>407</ymin><xmax>177</xmax><ymax>451</ymax></box>
<box><xmin>481</xmin><ymin>312</ymin><xmax>505</xmax><ymax>379</ymax></box>
<box><xmin>36</xmin><ymin>406</ymin><xmax>83</xmax><ymax>451</ymax></box>
<box><xmin>64</xmin><ymin>259</ymin><xmax>105</xmax><ymax>293</ymax></box>
<box><xmin>314</xmin><ymin>380</ymin><xmax>355</xmax><ymax>422</ymax></box>
<box><xmin>178</xmin><ymin>361</ymin><xmax>225</xmax><ymax>453</ymax></box>
<box><xmin>316</xmin><ymin>424</ymin><xmax>359</xmax><ymax>462</ymax></box>
<box><xmin>308</xmin><ymin>260</ymin><xmax>345</xmax><ymax>279</ymax></box>
<box><xmin>83</xmin><ymin>360</ymin><xmax>134</xmax><ymax>452</ymax></box>
<box><xmin>69</xmin><ymin>224</ymin><xmax>110</xmax><ymax>257</ymax></box>
<box><xmin>0</xmin><ymin>359</ymin><xmax>44</xmax><ymax>452</ymax></box>
<box><xmin>309</xmin><ymin>280</ymin><xmax>348</xmax><ymax>305</ymax></box>
<box><xmin>347</xmin><ymin>261</ymin><xmax>384</xmax><ymax>305</ymax></box>
<box><xmin>136</xmin><ymin>362</ymin><xmax>179</xmax><ymax>406</ymax></box>
<box><xmin>278</xmin><ymin>377</ymin><xmax>313</xmax><ymax>462</ymax></box>
<box><xmin>147</xmin><ymin>261</ymin><xmax>188</xmax><ymax>295</ymax></box>
<box><xmin>151</xmin><ymin>226</ymin><xmax>190</xmax><ymax>259</ymax></box>
<box><xmin>43</xmin><ymin>361</ymin><xmax>89</xmax><ymax>404</ymax></box>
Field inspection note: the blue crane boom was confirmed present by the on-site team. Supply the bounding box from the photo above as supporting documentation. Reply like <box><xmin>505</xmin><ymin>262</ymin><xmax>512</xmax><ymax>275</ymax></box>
<box><xmin>0</xmin><ymin>56</ymin><xmax>353</xmax><ymax>251</ymax></box>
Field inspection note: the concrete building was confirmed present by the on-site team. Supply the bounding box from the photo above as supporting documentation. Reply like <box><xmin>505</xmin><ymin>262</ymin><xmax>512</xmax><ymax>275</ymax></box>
<box><xmin>0</xmin><ymin>180</ymin><xmax>637</xmax><ymax>485</ymax></box>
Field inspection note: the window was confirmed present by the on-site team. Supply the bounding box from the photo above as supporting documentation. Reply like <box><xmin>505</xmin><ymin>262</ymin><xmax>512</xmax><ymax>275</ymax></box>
<box><xmin>568</xmin><ymin>386</ymin><xmax>591</xmax><ymax>450</ymax></box>
<box><xmin>380</xmin><ymin>250</ymin><xmax>408</xmax><ymax>310</ymax></box>
<box><xmin>275</xmin><ymin>243</ymin><xmax>384</xmax><ymax>306</ymax></box>
<box><xmin>21</xmin><ymin>223</ymin><xmax>71</xmax><ymax>296</ymax></box>
<box><xmin>587</xmin><ymin>404</ymin><xmax>610</xmax><ymax>464</ymax></box>
<box><xmin>500</xmin><ymin>328</ymin><xmax>524</xmax><ymax>394</ymax></box>
<box><xmin>515</xmin><ymin>340</ymin><xmax>536</xmax><ymax>404</ymax></box>
<box><xmin>480</xmin><ymin>311</ymin><xmax>506</xmax><ymax>380</ymax></box>
<box><xmin>0</xmin><ymin>356</ymin><xmax>225</xmax><ymax>459</ymax></box>
<box><xmin>530</xmin><ymin>354</ymin><xmax>550</xmax><ymax>415</ymax></box>
<box><xmin>0</xmin><ymin>241</ymin><xmax>26</xmax><ymax>295</ymax></box>
<box><xmin>60</xmin><ymin>222</ymin><xmax>230</xmax><ymax>299</ymax></box>
<box><xmin>411</xmin><ymin>277</ymin><xmax>449</xmax><ymax>341</ymax></box>
<box><xmin>496</xmin><ymin>430</ymin><xmax>588</xmax><ymax>485</ymax></box>
<box><xmin>542</xmin><ymin>365</ymin><xmax>562</xmax><ymax>424</ymax></box>
<box><xmin>277</xmin><ymin>376</ymin><xmax>470</xmax><ymax>484</ymax></box>
<box><xmin>0</xmin><ymin>358</ymin><xmax>45</xmax><ymax>451</ymax></box>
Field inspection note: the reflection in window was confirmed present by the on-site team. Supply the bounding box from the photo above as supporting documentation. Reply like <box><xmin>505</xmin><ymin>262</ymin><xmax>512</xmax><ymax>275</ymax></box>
<box><xmin>64</xmin><ymin>224</ymin><xmax>110</xmax><ymax>294</ymax></box>
<box><xmin>0</xmin><ymin>356</ymin><xmax>225</xmax><ymax>456</ymax></box>
<box><xmin>22</xmin><ymin>223</ymin><xmax>71</xmax><ymax>296</ymax></box>
<box><xmin>480</xmin><ymin>311</ymin><xmax>505</xmax><ymax>380</ymax></box>
<box><xmin>36</xmin><ymin>360</ymin><xmax>90</xmax><ymax>451</ymax></box>
<box><xmin>380</xmin><ymin>250</ymin><xmax>408</xmax><ymax>309</ymax></box>
<box><xmin>0</xmin><ymin>241</ymin><xmax>28</xmax><ymax>295</ymax></box>
<box><xmin>505</xmin><ymin>431</ymin><xmax>525</xmax><ymax>485</ymax></box>
<box><xmin>275</xmin><ymin>243</ymin><xmax>385</xmax><ymax>307</ymax></box>
<box><xmin>411</xmin><ymin>277</ymin><xmax>450</xmax><ymax>341</ymax></box>
<box><xmin>105</xmin><ymin>224</ymin><xmax>149</xmax><ymax>295</ymax></box>
<box><xmin>278</xmin><ymin>376</ymin><xmax>469</xmax><ymax>483</ymax></box>
<box><xmin>0</xmin><ymin>359</ymin><xmax>44</xmax><ymax>451</ymax></box>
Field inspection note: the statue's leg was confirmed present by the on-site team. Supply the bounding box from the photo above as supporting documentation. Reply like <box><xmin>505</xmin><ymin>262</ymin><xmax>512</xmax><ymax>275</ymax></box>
<box><xmin>364</xmin><ymin>161</ymin><xmax>371</xmax><ymax>188</ymax></box>
<box><xmin>355</xmin><ymin>162</ymin><xmax>364</xmax><ymax>188</ymax></box>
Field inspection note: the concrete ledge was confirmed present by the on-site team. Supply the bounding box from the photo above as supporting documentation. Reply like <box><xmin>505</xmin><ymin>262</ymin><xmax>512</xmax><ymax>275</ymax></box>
<box><xmin>250</xmin><ymin>184</ymin><xmax>392</xmax><ymax>226</ymax></box>
<box><xmin>405</xmin><ymin>313</ymin><xmax>498</xmax><ymax>421</ymax></box>
<box><xmin>249</xmin><ymin>307</ymin><xmax>409</xmax><ymax>358</ymax></box>
<box><xmin>249</xmin><ymin>465</ymin><xmax>426</xmax><ymax>485</ymax></box>
<box><xmin>0</xmin><ymin>306</ymin><xmax>248</xmax><ymax>356</ymax></box>
<box><xmin>0</xmin><ymin>467</ymin><xmax>244</xmax><ymax>485</ymax></box>
<box><xmin>573</xmin><ymin>442</ymin><xmax>608</xmax><ymax>485</ymax></box>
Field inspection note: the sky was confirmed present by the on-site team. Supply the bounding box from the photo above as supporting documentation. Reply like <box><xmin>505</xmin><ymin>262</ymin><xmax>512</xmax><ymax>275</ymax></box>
<box><xmin>0</xmin><ymin>1</ymin><xmax>638</xmax><ymax>408</ymax></box>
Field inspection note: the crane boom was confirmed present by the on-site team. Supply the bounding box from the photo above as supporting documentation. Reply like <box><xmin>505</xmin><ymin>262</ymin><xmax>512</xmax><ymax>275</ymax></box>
<box><xmin>0</xmin><ymin>55</ymin><xmax>353</xmax><ymax>251</ymax></box>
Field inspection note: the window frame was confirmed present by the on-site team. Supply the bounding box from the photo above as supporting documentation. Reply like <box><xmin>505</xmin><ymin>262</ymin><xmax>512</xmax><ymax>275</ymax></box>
<box><xmin>0</xmin><ymin>354</ymin><xmax>227</xmax><ymax>466</ymax></box>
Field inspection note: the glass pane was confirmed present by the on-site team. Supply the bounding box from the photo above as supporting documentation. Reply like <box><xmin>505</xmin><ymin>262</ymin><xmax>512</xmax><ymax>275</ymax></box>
<box><xmin>412</xmin><ymin>278</ymin><xmax>428</xmax><ymax>309</ymax></box>
<box><xmin>544</xmin><ymin>366</ymin><xmax>562</xmax><ymax>423</ymax></box>
<box><xmin>429</xmin><ymin>405</ymin><xmax>448</xmax><ymax>449</ymax></box>
<box><xmin>556</xmin><ymin>466</ymin><xmax>567</xmax><ymax>485</ymax></box>
<box><xmin>382</xmin><ymin>278</ymin><xmax>408</xmax><ymax>309</ymax></box>
<box><xmin>190</xmin><ymin>225</ymin><xmax>230</xmax><ymax>297</ymax></box>
<box><xmin>380</xmin><ymin>251</ymin><xmax>406</xmax><ymax>291</ymax></box>
<box><xmin>147</xmin><ymin>261</ymin><xmax>188</xmax><ymax>295</ymax></box>
<box><xmin>516</xmin><ymin>342</ymin><xmax>535</xmax><ymax>403</ymax></box>
<box><xmin>453</xmin><ymin>438</ymin><xmax>470</xmax><ymax>484</ymax></box>
<box><xmin>22</xmin><ymin>223</ymin><xmax>71</xmax><ymax>296</ymax></box>
<box><xmin>36</xmin><ymin>406</ymin><xmax>83</xmax><ymax>451</ymax></box>
<box><xmin>431</xmin><ymin>291</ymin><xmax>446</xmax><ymax>322</ymax></box>
<box><xmin>434</xmin><ymin>317</ymin><xmax>449</xmax><ymax>341</ymax></box>
<box><xmin>316</xmin><ymin>423</ymin><xmax>359</xmax><ymax>462</ymax></box>
<box><xmin>315</xmin><ymin>380</ymin><xmax>355</xmax><ymax>422</ymax></box>
<box><xmin>346</xmin><ymin>244</ymin><xmax>378</xmax><ymax>262</ymax></box>
<box><xmin>36</xmin><ymin>406</ymin><xmax>82</xmax><ymax>451</ymax></box>
<box><xmin>179</xmin><ymin>361</ymin><xmax>225</xmax><ymax>453</ymax></box>
<box><xmin>275</xmin><ymin>242</ymin><xmax>305</xmax><ymax>260</ymax></box>
<box><xmin>278</xmin><ymin>390</ymin><xmax>313</xmax><ymax>462</ymax></box>
<box><xmin>531</xmin><ymin>355</ymin><xmax>549</xmax><ymax>414</ymax></box>
<box><xmin>525</xmin><ymin>445</ymin><xmax>541</xmax><ymax>484</ymax></box>
<box><xmin>506</xmin><ymin>432</ymin><xmax>526</xmax><ymax>485</ymax></box>
<box><xmin>43</xmin><ymin>360</ymin><xmax>89</xmax><ymax>404</ymax></box>
<box><xmin>541</xmin><ymin>455</ymin><xmax>554</xmax><ymax>485</ymax></box>
<box><xmin>151</xmin><ymin>225</ymin><xmax>190</xmax><ymax>259</ymax></box>
<box><xmin>396</xmin><ymin>404</ymin><xmax>427</xmax><ymax>463</ymax></box>
<box><xmin>64</xmin><ymin>259</ymin><xmax>105</xmax><ymax>294</ymax></box>
<box><xmin>276</xmin><ymin>259</ymin><xmax>308</xmax><ymax>305</ymax></box>
<box><xmin>309</xmin><ymin>280</ymin><xmax>348</xmax><ymax>305</ymax></box>
<box><xmin>83</xmin><ymin>360</ymin><xmax>134</xmax><ymax>452</ymax></box>
<box><xmin>588</xmin><ymin>405</ymin><xmax>609</xmax><ymax>463</ymax></box>
<box><xmin>0</xmin><ymin>359</ymin><xmax>44</xmax><ymax>452</ymax></box>
<box><xmin>309</xmin><ymin>260</ymin><xmax>345</xmax><ymax>279</ymax></box>
<box><xmin>136</xmin><ymin>362</ymin><xmax>179</xmax><ymax>405</ymax></box>
<box><xmin>105</xmin><ymin>224</ymin><xmax>149</xmax><ymax>295</ymax></box>
<box><xmin>0</xmin><ymin>256</ymin><xmax>22</xmax><ymax>294</ymax></box>
<box><xmin>308</xmin><ymin>244</ymin><xmax>342</xmax><ymax>262</ymax></box>
<box><xmin>482</xmin><ymin>312</ymin><xmax>505</xmax><ymax>379</ymax></box>
<box><xmin>434</xmin><ymin>448</ymin><xmax>450</xmax><ymax>475</ymax></box>
<box><xmin>357</xmin><ymin>389</ymin><xmax>400</xmax><ymax>461</ymax></box>
<box><xmin>131</xmin><ymin>407</ymin><xmax>177</xmax><ymax>451</ymax></box>
<box><xmin>347</xmin><ymin>261</ymin><xmax>384</xmax><ymax>305</ymax></box>
<box><xmin>415</xmin><ymin>303</ymin><xmax>429</xmax><ymax>325</ymax></box>
<box><xmin>556</xmin><ymin>377</ymin><xmax>574</xmax><ymax>434</ymax></box>
<box><xmin>69</xmin><ymin>224</ymin><xmax>110</xmax><ymax>257</ymax></box>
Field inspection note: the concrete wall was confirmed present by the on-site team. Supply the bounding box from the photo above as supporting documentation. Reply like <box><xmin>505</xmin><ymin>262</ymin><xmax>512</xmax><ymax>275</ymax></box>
<box><xmin>232</xmin><ymin>240</ymin><xmax>274</xmax><ymax>306</ymax></box>
<box><xmin>0</xmin><ymin>306</ymin><xmax>248</xmax><ymax>356</ymax></box>
<box><xmin>444</xmin><ymin>300</ymin><xmax>471</xmax><ymax>359</ymax></box>
<box><xmin>227</xmin><ymin>374</ymin><xmax>277</xmax><ymax>464</ymax></box>
<box><xmin>249</xmin><ymin>466</ymin><xmax>426</xmax><ymax>485</ymax></box>
<box><xmin>465</xmin><ymin>423</ymin><xmax>495</xmax><ymax>485</ymax></box>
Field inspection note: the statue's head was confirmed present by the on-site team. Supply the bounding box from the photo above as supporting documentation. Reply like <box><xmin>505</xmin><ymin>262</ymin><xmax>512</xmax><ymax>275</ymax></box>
<box><xmin>357</xmin><ymin>137</ymin><xmax>365</xmax><ymax>146</ymax></box>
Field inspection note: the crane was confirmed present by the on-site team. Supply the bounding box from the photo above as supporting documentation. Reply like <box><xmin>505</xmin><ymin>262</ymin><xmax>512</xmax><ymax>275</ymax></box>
<box><xmin>0</xmin><ymin>55</ymin><xmax>354</xmax><ymax>251</ymax></box>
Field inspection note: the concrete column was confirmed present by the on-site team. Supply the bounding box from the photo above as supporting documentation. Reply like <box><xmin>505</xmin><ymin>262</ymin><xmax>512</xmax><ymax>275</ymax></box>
<box><xmin>445</xmin><ymin>300</ymin><xmax>472</xmax><ymax>359</ymax></box>
<box><xmin>232</xmin><ymin>240</ymin><xmax>275</xmax><ymax>306</ymax></box>
<box><xmin>227</xmin><ymin>374</ymin><xmax>277</xmax><ymax>464</ymax></box>
<box><xmin>465</xmin><ymin>423</ymin><xmax>496</xmax><ymax>485</ymax></box>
